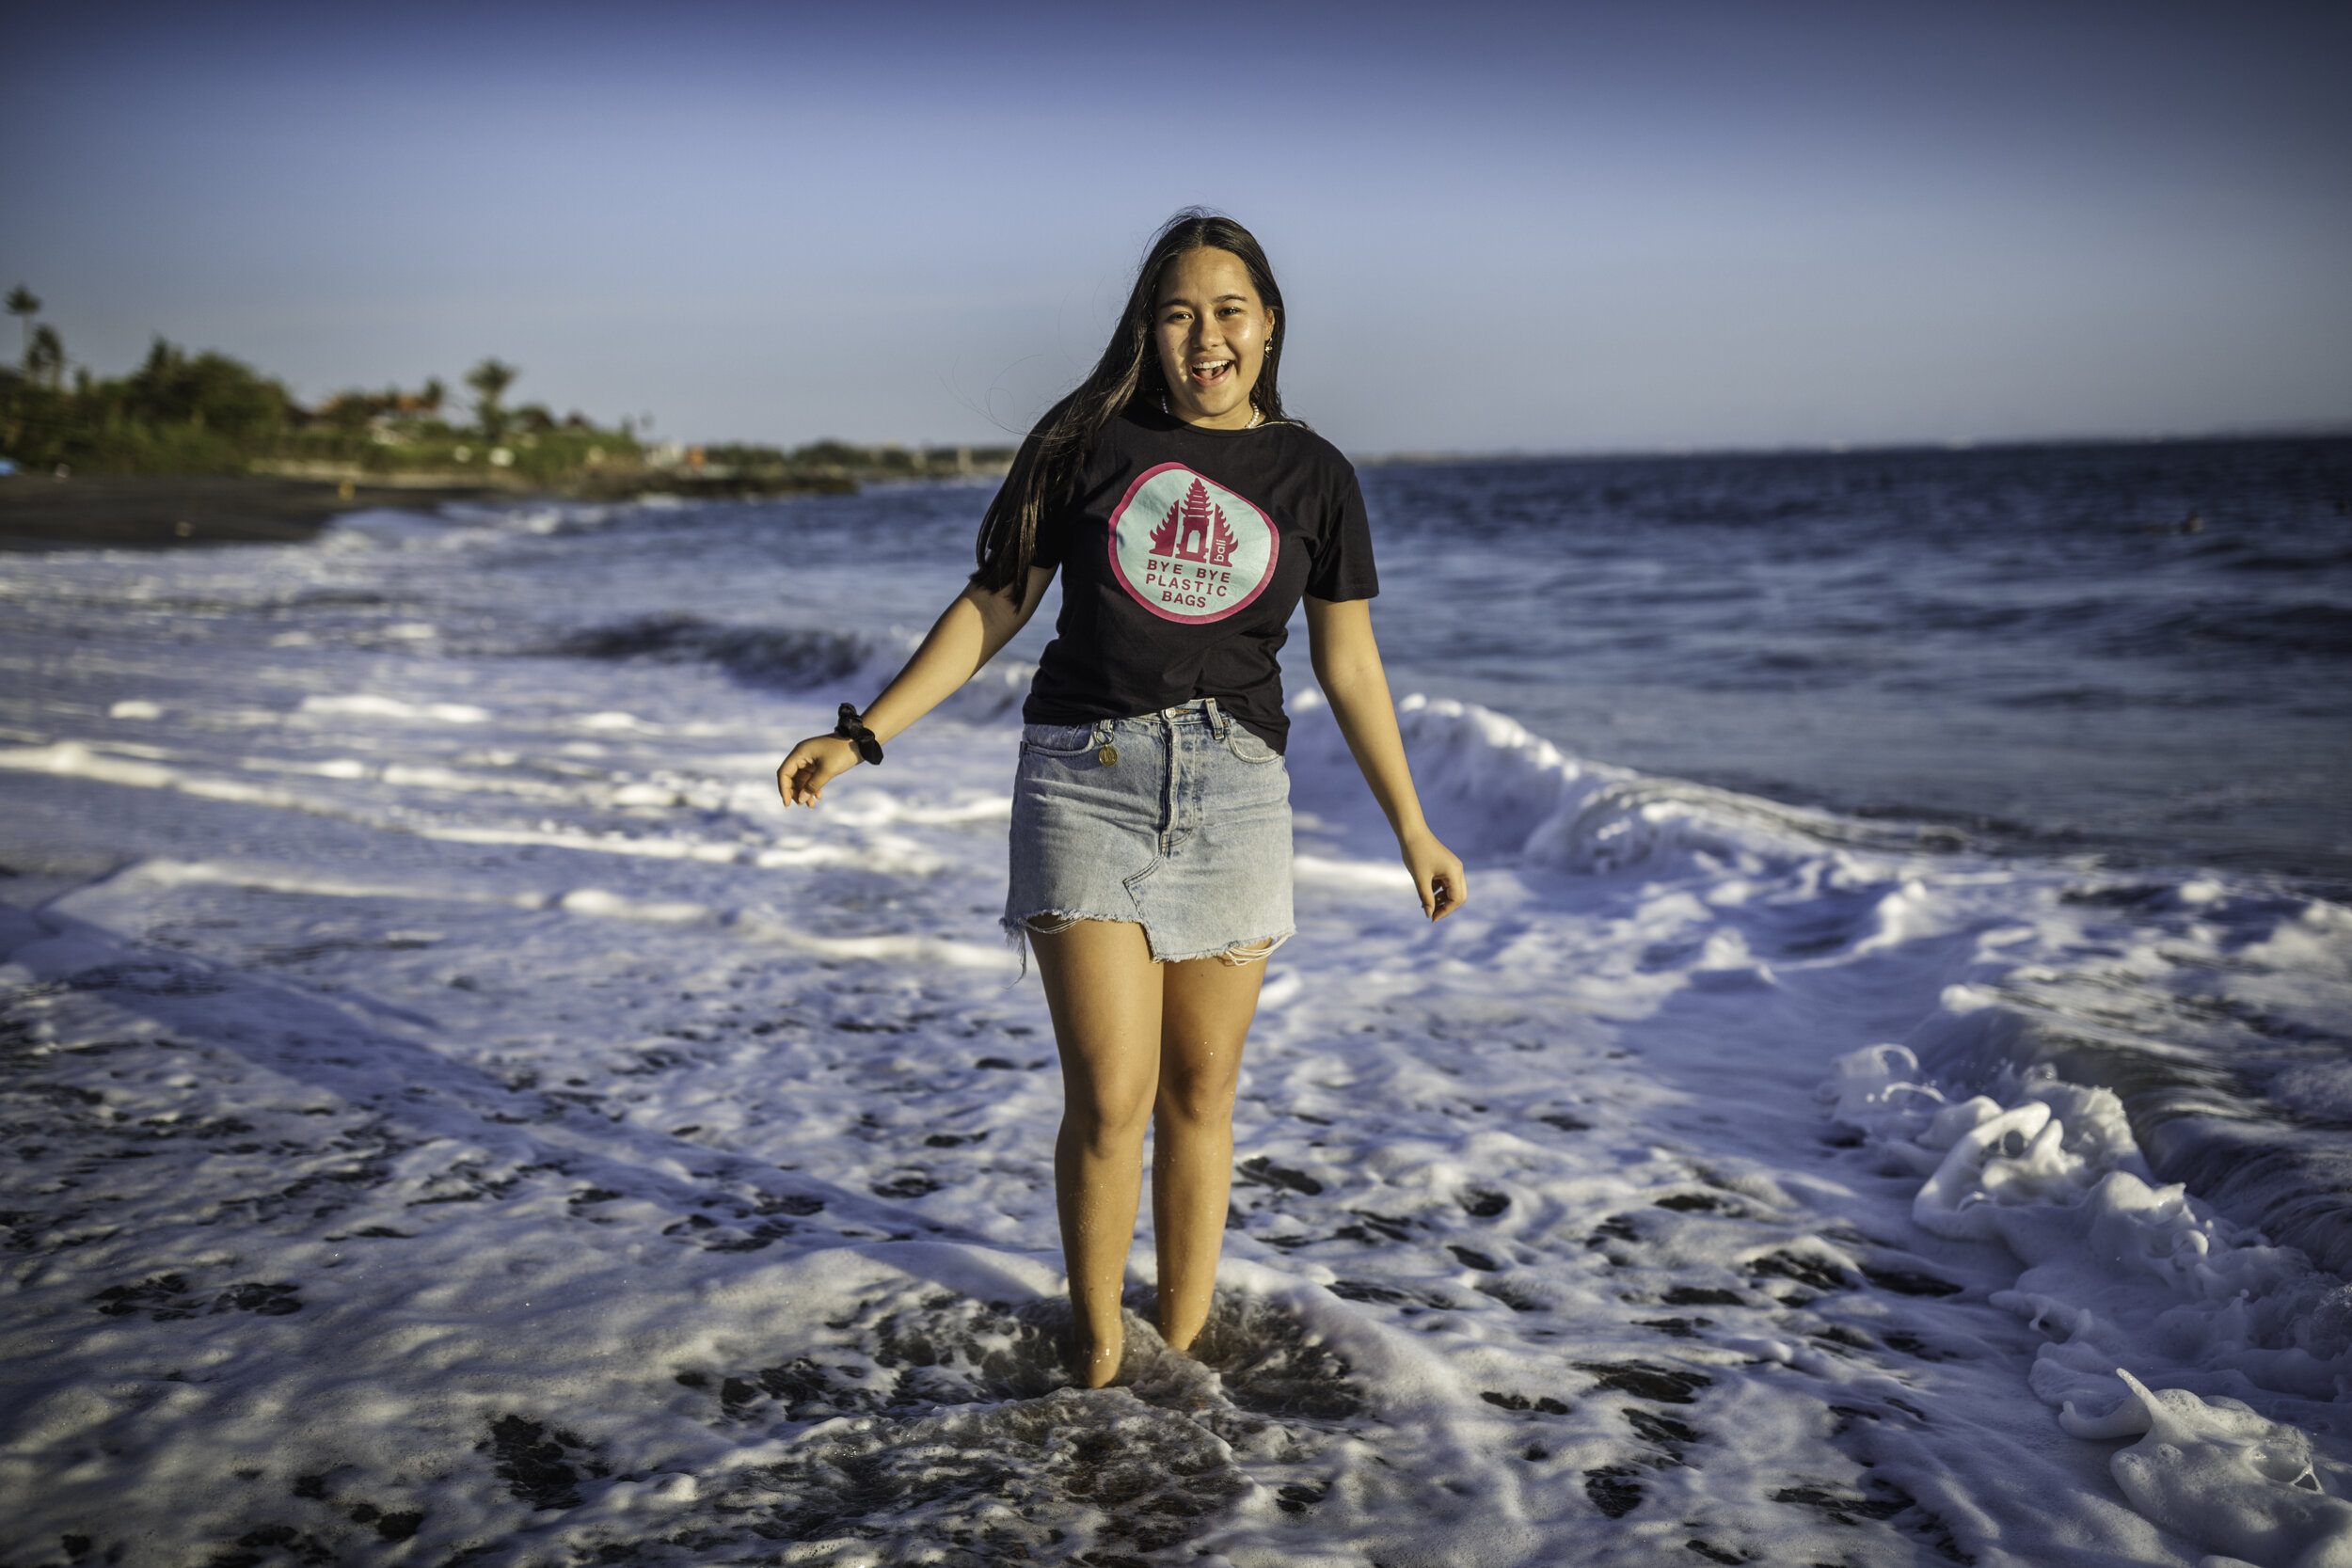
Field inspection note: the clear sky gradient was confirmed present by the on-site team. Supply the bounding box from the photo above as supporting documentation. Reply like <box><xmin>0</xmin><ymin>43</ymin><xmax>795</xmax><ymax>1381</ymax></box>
<box><xmin>6</xmin><ymin>0</ymin><xmax>2348</xmax><ymax>453</ymax></box>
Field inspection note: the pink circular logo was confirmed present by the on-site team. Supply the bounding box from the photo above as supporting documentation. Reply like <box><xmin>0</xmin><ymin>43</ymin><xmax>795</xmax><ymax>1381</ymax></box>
<box><xmin>1105</xmin><ymin>463</ymin><xmax>1279</xmax><ymax>624</ymax></box>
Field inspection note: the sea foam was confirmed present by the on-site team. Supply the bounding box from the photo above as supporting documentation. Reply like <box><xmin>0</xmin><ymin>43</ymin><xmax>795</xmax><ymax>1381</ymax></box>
<box><xmin>1826</xmin><ymin>1039</ymin><xmax>2352</xmax><ymax>1566</ymax></box>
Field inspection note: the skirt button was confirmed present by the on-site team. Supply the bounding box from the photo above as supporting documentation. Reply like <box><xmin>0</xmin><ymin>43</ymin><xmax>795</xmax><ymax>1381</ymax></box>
<box><xmin>1097</xmin><ymin>744</ymin><xmax>1120</xmax><ymax>767</ymax></box>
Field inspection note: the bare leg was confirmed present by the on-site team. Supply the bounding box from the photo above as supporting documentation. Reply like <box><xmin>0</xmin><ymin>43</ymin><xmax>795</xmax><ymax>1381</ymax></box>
<box><xmin>1030</xmin><ymin>920</ymin><xmax>1162</xmax><ymax>1388</ymax></box>
<box><xmin>1152</xmin><ymin>950</ymin><xmax>1265</xmax><ymax>1354</ymax></box>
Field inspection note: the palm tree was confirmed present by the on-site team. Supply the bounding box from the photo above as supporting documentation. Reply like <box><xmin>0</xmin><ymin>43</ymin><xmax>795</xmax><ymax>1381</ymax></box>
<box><xmin>25</xmin><ymin>325</ymin><xmax>64</xmax><ymax>389</ymax></box>
<box><xmin>466</xmin><ymin>357</ymin><xmax>517</xmax><ymax>441</ymax></box>
<box><xmin>7</xmin><ymin>286</ymin><xmax>40</xmax><ymax>368</ymax></box>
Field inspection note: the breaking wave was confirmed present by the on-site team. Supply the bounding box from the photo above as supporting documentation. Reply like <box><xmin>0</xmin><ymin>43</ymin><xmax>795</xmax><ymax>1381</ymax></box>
<box><xmin>1288</xmin><ymin>692</ymin><xmax>1963</xmax><ymax>874</ymax></box>
<box><xmin>553</xmin><ymin>614</ymin><xmax>873</xmax><ymax>689</ymax></box>
<box><xmin>548</xmin><ymin>614</ymin><xmax>1032</xmax><ymax>721</ymax></box>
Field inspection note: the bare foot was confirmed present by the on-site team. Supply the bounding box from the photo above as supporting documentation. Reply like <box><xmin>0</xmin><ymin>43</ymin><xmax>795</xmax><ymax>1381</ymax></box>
<box><xmin>1074</xmin><ymin>1328</ymin><xmax>1123</xmax><ymax>1388</ymax></box>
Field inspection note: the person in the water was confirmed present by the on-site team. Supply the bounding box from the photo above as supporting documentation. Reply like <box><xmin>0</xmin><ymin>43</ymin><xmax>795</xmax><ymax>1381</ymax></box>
<box><xmin>777</xmin><ymin>210</ymin><xmax>1465</xmax><ymax>1386</ymax></box>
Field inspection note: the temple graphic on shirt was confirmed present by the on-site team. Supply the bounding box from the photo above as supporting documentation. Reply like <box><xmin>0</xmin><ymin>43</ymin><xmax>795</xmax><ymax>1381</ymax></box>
<box><xmin>1105</xmin><ymin>463</ymin><xmax>1277</xmax><ymax>625</ymax></box>
<box><xmin>1146</xmin><ymin>477</ymin><xmax>1240</xmax><ymax>566</ymax></box>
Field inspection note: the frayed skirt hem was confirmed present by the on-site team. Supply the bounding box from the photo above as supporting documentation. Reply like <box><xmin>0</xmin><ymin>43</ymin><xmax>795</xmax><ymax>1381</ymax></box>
<box><xmin>1001</xmin><ymin>911</ymin><xmax>1294</xmax><ymax>972</ymax></box>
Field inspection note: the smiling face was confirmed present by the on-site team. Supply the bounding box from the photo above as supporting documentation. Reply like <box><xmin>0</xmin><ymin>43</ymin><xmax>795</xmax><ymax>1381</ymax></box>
<box><xmin>1152</xmin><ymin>246</ymin><xmax>1278</xmax><ymax>431</ymax></box>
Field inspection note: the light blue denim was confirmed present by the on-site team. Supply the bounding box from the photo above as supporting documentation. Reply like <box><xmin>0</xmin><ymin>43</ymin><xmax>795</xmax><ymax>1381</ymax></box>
<box><xmin>1005</xmin><ymin>697</ymin><xmax>1295</xmax><ymax>964</ymax></box>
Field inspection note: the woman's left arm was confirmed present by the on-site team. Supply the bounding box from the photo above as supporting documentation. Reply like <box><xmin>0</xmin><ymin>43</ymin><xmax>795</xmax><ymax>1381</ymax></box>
<box><xmin>1305</xmin><ymin>596</ymin><xmax>1467</xmax><ymax>921</ymax></box>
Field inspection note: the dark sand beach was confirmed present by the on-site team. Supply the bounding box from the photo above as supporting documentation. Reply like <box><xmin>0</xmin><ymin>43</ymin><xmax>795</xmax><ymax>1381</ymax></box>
<box><xmin>0</xmin><ymin>474</ymin><xmax>486</xmax><ymax>551</ymax></box>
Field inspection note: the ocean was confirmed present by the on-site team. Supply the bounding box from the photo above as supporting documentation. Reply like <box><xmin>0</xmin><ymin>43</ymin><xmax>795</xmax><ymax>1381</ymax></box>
<box><xmin>1</xmin><ymin>436</ymin><xmax>2347</xmax><ymax>1566</ymax></box>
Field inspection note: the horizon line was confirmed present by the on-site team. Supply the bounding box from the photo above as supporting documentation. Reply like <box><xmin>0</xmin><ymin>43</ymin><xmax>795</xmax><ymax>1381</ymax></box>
<box><xmin>1344</xmin><ymin>420</ymin><xmax>2352</xmax><ymax>467</ymax></box>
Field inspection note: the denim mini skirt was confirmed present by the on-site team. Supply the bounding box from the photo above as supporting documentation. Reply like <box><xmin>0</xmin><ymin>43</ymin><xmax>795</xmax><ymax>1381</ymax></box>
<box><xmin>1005</xmin><ymin>697</ymin><xmax>1294</xmax><ymax>963</ymax></box>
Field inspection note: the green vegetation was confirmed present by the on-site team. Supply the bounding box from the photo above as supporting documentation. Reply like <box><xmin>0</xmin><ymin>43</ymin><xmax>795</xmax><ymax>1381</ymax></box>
<box><xmin>682</xmin><ymin>439</ymin><xmax>1020</xmax><ymax>495</ymax></box>
<box><xmin>0</xmin><ymin>292</ymin><xmax>1013</xmax><ymax>496</ymax></box>
<box><xmin>465</xmin><ymin>356</ymin><xmax>518</xmax><ymax>443</ymax></box>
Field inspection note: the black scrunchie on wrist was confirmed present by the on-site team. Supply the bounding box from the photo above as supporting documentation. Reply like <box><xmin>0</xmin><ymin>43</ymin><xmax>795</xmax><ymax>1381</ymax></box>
<box><xmin>834</xmin><ymin>703</ymin><xmax>884</xmax><ymax>766</ymax></box>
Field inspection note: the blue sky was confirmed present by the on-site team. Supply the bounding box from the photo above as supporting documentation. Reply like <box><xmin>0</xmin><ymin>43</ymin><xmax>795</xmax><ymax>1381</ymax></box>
<box><xmin>5</xmin><ymin>0</ymin><xmax>2348</xmax><ymax>452</ymax></box>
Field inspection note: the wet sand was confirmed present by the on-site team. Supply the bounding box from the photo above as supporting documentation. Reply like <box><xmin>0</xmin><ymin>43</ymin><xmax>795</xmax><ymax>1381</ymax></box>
<box><xmin>0</xmin><ymin>474</ymin><xmax>485</xmax><ymax>550</ymax></box>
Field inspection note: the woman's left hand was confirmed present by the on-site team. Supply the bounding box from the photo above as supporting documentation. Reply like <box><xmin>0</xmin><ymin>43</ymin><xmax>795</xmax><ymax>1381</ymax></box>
<box><xmin>1401</xmin><ymin>829</ymin><xmax>1467</xmax><ymax>921</ymax></box>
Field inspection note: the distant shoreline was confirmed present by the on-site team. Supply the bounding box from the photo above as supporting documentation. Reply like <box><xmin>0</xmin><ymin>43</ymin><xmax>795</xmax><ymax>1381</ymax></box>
<box><xmin>0</xmin><ymin>474</ymin><xmax>494</xmax><ymax>551</ymax></box>
<box><xmin>0</xmin><ymin>468</ymin><xmax>980</xmax><ymax>552</ymax></box>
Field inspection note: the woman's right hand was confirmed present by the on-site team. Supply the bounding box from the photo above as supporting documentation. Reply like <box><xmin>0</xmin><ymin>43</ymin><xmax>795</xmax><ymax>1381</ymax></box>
<box><xmin>776</xmin><ymin>735</ymin><xmax>863</xmax><ymax>807</ymax></box>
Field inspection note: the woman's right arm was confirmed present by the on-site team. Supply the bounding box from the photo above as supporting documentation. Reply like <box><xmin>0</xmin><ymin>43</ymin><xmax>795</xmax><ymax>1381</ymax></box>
<box><xmin>775</xmin><ymin>565</ymin><xmax>1057</xmax><ymax>807</ymax></box>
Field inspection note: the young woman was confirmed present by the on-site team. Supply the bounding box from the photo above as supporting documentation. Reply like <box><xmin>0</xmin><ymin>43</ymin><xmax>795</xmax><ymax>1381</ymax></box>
<box><xmin>777</xmin><ymin>211</ymin><xmax>1465</xmax><ymax>1387</ymax></box>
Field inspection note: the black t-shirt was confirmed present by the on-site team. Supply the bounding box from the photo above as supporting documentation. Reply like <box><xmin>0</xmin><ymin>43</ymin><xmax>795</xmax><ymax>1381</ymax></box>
<box><xmin>1022</xmin><ymin>402</ymin><xmax>1378</xmax><ymax>752</ymax></box>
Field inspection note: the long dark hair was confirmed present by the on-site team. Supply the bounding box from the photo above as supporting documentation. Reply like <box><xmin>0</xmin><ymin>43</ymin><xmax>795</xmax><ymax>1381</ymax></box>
<box><xmin>972</xmin><ymin>209</ymin><xmax>1290</xmax><ymax>603</ymax></box>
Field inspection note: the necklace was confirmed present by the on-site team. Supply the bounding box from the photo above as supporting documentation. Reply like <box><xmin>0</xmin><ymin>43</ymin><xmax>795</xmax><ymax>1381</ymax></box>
<box><xmin>1160</xmin><ymin>390</ymin><xmax>1263</xmax><ymax>430</ymax></box>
